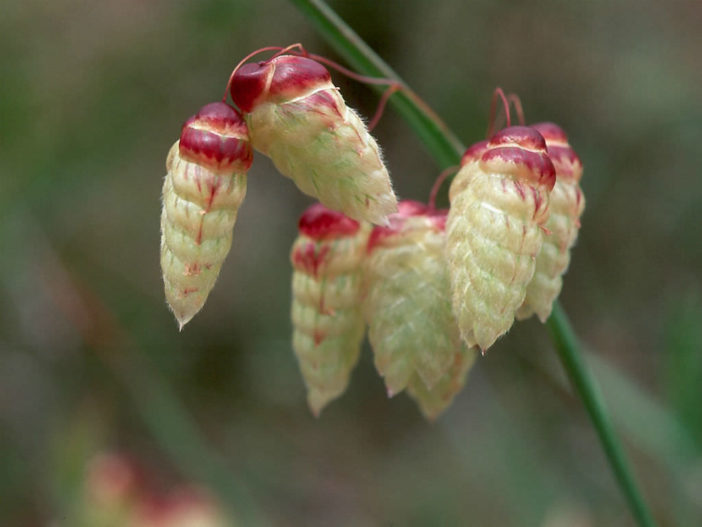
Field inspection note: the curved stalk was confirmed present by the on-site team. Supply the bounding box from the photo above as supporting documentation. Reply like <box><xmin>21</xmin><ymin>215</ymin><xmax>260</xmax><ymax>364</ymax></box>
<box><xmin>289</xmin><ymin>1</ymin><xmax>657</xmax><ymax>526</ymax></box>
<box><xmin>289</xmin><ymin>0</ymin><xmax>463</xmax><ymax>168</ymax></box>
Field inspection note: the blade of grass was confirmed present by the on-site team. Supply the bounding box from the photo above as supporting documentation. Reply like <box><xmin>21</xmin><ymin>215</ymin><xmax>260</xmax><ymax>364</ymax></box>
<box><xmin>289</xmin><ymin>1</ymin><xmax>657</xmax><ymax>526</ymax></box>
<box><xmin>546</xmin><ymin>304</ymin><xmax>656</xmax><ymax>527</ymax></box>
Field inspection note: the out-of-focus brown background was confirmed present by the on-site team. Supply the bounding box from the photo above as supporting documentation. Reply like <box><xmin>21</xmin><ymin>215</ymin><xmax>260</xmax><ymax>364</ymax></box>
<box><xmin>1</xmin><ymin>0</ymin><xmax>701</xmax><ymax>525</ymax></box>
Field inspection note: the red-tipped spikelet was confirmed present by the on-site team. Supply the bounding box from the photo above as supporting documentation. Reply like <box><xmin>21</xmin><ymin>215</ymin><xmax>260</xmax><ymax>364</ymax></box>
<box><xmin>517</xmin><ymin>123</ymin><xmax>585</xmax><ymax>322</ymax></box>
<box><xmin>446</xmin><ymin>127</ymin><xmax>556</xmax><ymax>351</ymax></box>
<box><xmin>407</xmin><ymin>347</ymin><xmax>476</xmax><ymax>420</ymax></box>
<box><xmin>230</xmin><ymin>55</ymin><xmax>397</xmax><ymax>224</ymax></box>
<box><xmin>363</xmin><ymin>201</ymin><xmax>470</xmax><ymax>397</ymax></box>
<box><xmin>160</xmin><ymin>102</ymin><xmax>253</xmax><ymax>329</ymax></box>
<box><xmin>290</xmin><ymin>204</ymin><xmax>369</xmax><ymax>416</ymax></box>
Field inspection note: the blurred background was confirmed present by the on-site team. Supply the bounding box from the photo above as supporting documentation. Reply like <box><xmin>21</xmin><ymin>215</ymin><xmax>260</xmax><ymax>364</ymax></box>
<box><xmin>1</xmin><ymin>0</ymin><xmax>701</xmax><ymax>525</ymax></box>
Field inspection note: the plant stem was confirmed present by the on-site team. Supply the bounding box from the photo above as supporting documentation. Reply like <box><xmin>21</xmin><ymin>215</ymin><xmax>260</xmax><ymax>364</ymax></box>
<box><xmin>290</xmin><ymin>1</ymin><xmax>658</xmax><ymax>525</ymax></box>
<box><xmin>546</xmin><ymin>304</ymin><xmax>656</xmax><ymax>527</ymax></box>
<box><xmin>289</xmin><ymin>0</ymin><xmax>463</xmax><ymax>169</ymax></box>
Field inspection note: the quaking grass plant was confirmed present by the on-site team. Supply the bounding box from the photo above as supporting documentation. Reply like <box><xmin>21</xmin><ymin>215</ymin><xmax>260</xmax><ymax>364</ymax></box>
<box><xmin>157</xmin><ymin>1</ymin><xmax>658</xmax><ymax>525</ymax></box>
<box><xmin>288</xmin><ymin>2</ymin><xmax>657</xmax><ymax>526</ymax></box>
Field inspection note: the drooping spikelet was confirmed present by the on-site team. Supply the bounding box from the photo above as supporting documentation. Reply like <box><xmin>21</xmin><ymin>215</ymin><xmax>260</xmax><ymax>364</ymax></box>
<box><xmin>230</xmin><ymin>55</ymin><xmax>397</xmax><ymax>224</ymax></box>
<box><xmin>290</xmin><ymin>204</ymin><xmax>369</xmax><ymax>416</ymax></box>
<box><xmin>446</xmin><ymin>127</ymin><xmax>556</xmax><ymax>351</ymax></box>
<box><xmin>160</xmin><ymin>102</ymin><xmax>253</xmax><ymax>329</ymax></box>
<box><xmin>517</xmin><ymin>123</ymin><xmax>585</xmax><ymax>322</ymax></box>
<box><xmin>363</xmin><ymin>201</ymin><xmax>469</xmax><ymax>397</ymax></box>
<box><xmin>407</xmin><ymin>347</ymin><xmax>477</xmax><ymax>420</ymax></box>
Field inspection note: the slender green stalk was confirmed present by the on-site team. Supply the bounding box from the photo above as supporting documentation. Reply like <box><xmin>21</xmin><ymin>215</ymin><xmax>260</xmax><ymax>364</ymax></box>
<box><xmin>289</xmin><ymin>1</ymin><xmax>658</xmax><ymax>526</ymax></box>
<box><xmin>289</xmin><ymin>0</ymin><xmax>463</xmax><ymax>168</ymax></box>
<box><xmin>546</xmin><ymin>304</ymin><xmax>656</xmax><ymax>527</ymax></box>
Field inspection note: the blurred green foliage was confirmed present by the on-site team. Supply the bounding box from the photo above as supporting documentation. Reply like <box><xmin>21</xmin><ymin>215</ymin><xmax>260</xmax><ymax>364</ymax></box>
<box><xmin>1</xmin><ymin>0</ymin><xmax>701</xmax><ymax>525</ymax></box>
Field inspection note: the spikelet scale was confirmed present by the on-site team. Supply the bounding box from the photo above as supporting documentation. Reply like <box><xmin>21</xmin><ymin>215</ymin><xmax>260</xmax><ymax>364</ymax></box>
<box><xmin>407</xmin><ymin>347</ymin><xmax>477</xmax><ymax>420</ymax></box>
<box><xmin>160</xmin><ymin>102</ymin><xmax>252</xmax><ymax>328</ymax></box>
<box><xmin>231</xmin><ymin>55</ymin><xmax>397</xmax><ymax>225</ymax></box>
<box><xmin>517</xmin><ymin>123</ymin><xmax>585</xmax><ymax>322</ymax></box>
<box><xmin>446</xmin><ymin>127</ymin><xmax>556</xmax><ymax>351</ymax></box>
<box><xmin>363</xmin><ymin>201</ymin><xmax>465</xmax><ymax>396</ymax></box>
<box><xmin>290</xmin><ymin>204</ymin><xmax>369</xmax><ymax>415</ymax></box>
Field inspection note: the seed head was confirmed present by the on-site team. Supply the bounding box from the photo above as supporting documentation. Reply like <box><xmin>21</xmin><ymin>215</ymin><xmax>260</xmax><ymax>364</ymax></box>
<box><xmin>160</xmin><ymin>102</ymin><xmax>251</xmax><ymax>329</ymax></box>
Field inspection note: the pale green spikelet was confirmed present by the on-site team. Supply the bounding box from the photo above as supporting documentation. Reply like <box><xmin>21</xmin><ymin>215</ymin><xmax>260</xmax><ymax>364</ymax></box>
<box><xmin>517</xmin><ymin>123</ymin><xmax>585</xmax><ymax>322</ymax></box>
<box><xmin>290</xmin><ymin>204</ymin><xmax>369</xmax><ymax>416</ymax></box>
<box><xmin>363</xmin><ymin>201</ymin><xmax>464</xmax><ymax>396</ymax></box>
<box><xmin>160</xmin><ymin>103</ymin><xmax>252</xmax><ymax>329</ymax></box>
<box><xmin>407</xmin><ymin>347</ymin><xmax>477</xmax><ymax>420</ymax></box>
<box><xmin>230</xmin><ymin>55</ymin><xmax>397</xmax><ymax>225</ymax></box>
<box><xmin>446</xmin><ymin>127</ymin><xmax>555</xmax><ymax>351</ymax></box>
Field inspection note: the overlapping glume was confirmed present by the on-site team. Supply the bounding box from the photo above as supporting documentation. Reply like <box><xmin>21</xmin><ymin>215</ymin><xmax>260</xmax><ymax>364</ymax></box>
<box><xmin>290</xmin><ymin>204</ymin><xmax>369</xmax><ymax>416</ymax></box>
<box><xmin>363</xmin><ymin>201</ymin><xmax>474</xmax><ymax>406</ymax></box>
<box><xmin>160</xmin><ymin>102</ymin><xmax>253</xmax><ymax>329</ymax></box>
<box><xmin>230</xmin><ymin>55</ymin><xmax>397</xmax><ymax>225</ymax></box>
<box><xmin>517</xmin><ymin>123</ymin><xmax>585</xmax><ymax>322</ymax></box>
<box><xmin>446</xmin><ymin>127</ymin><xmax>556</xmax><ymax>351</ymax></box>
<box><xmin>407</xmin><ymin>348</ymin><xmax>476</xmax><ymax>420</ymax></box>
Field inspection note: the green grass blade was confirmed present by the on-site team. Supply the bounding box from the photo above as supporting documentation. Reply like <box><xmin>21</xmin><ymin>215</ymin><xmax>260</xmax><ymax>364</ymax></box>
<box><xmin>546</xmin><ymin>304</ymin><xmax>657</xmax><ymax>527</ymax></box>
